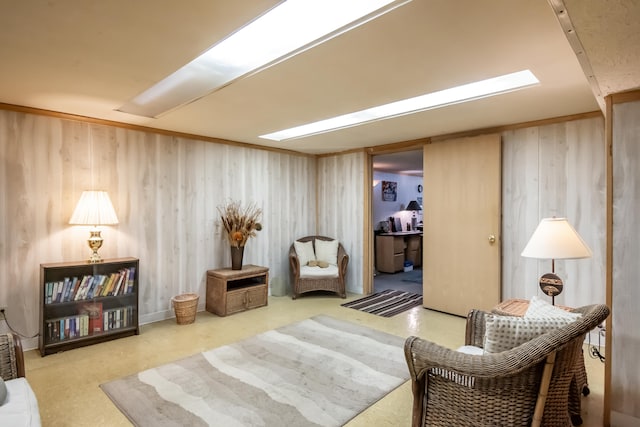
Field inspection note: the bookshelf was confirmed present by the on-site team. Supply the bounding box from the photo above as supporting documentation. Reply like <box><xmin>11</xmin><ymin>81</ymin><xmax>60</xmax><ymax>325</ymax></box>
<box><xmin>39</xmin><ymin>257</ymin><xmax>139</xmax><ymax>356</ymax></box>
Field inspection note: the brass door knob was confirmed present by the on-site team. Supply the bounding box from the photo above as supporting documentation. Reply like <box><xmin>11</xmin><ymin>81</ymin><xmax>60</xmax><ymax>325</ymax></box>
<box><xmin>488</xmin><ymin>234</ymin><xmax>496</xmax><ymax>244</ymax></box>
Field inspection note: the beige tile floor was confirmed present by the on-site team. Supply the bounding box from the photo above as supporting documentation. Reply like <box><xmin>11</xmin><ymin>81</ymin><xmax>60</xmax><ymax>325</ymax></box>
<box><xmin>23</xmin><ymin>294</ymin><xmax>605</xmax><ymax>426</ymax></box>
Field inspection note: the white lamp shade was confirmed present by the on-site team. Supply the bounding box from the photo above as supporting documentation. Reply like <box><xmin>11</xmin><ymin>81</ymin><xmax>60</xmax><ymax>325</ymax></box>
<box><xmin>69</xmin><ymin>191</ymin><xmax>119</xmax><ymax>226</ymax></box>
<box><xmin>521</xmin><ymin>217</ymin><xmax>592</xmax><ymax>260</ymax></box>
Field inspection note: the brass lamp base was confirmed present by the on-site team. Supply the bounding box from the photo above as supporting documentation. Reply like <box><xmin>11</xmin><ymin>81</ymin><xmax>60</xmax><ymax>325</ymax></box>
<box><xmin>87</xmin><ymin>229</ymin><xmax>104</xmax><ymax>263</ymax></box>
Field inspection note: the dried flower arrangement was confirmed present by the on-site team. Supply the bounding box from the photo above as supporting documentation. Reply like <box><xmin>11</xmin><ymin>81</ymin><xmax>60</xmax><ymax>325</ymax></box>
<box><xmin>218</xmin><ymin>200</ymin><xmax>263</xmax><ymax>248</ymax></box>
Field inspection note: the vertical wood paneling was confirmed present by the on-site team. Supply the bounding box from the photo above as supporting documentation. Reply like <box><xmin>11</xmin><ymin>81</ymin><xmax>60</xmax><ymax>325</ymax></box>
<box><xmin>0</xmin><ymin>110</ymin><xmax>315</xmax><ymax>343</ymax></box>
<box><xmin>0</xmin><ymin>108</ymin><xmax>609</xmax><ymax>350</ymax></box>
<box><xmin>501</xmin><ymin>116</ymin><xmax>606</xmax><ymax>307</ymax></box>
<box><xmin>611</xmin><ymin>99</ymin><xmax>640</xmax><ymax>422</ymax></box>
<box><xmin>317</xmin><ymin>152</ymin><xmax>365</xmax><ymax>294</ymax></box>
<box><xmin>501</xmin><ymin>126</ymin><xmax>540</xmax><ymax>299</ymax></box>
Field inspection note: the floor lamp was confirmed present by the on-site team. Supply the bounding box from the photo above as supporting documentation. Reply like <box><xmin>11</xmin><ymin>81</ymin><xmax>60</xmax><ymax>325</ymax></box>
<box><xmin>521</xmin><ymin>217</ymin><xmax>592</xmax><ymax>305</ymax></box>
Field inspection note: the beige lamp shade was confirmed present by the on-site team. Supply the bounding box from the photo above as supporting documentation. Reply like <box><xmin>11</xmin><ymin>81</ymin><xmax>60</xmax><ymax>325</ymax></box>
<box><xmin>521</xmin><ymin>217</ymin><xmax>592</xmax><ymax>260</ymax></box>
<box><xmin>69</xmin><ymin>191</ymin><xmax>119</xmax><ymax>226</ymax></box>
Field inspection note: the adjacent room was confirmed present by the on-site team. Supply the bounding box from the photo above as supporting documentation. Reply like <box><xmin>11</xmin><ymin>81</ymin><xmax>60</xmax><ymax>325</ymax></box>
<box><xmin>1</xmin><ymin>1</ymin><xmax>639</xmax><ymax>426</ymax></box>
<box><xmin>372</xmin><ymin>150</ymin><xmax>423</xmax><ymax>297</ymax></box>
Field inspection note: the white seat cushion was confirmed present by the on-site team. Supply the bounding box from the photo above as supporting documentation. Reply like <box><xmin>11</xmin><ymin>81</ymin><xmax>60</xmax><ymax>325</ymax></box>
<box><xmin>0</xmin><ymin>378</ymin><xmax>41</xmax><ymax>426</ymax></box>
<box><xmin>300</xmin><ymin>264</ymin><xmax>339</xmax><ymax>278</ymax></box>
<box><xmin>456</xmin><ymin>345</ymin><xmax>485</xmax><ymax>355</ymax></box>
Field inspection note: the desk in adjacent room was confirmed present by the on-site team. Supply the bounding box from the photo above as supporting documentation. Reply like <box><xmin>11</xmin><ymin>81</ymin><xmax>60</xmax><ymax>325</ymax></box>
<box><xmin>375</xmin><ymin>231</ymin><xmax>422</xmax><ymax>273</ymax></box>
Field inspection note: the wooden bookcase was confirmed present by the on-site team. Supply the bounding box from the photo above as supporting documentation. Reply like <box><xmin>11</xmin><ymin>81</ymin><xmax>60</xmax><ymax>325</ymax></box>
<box><xmin>39</xmin><ymin>257</ymin><xmax>139</xmax><ymax>356</ymax></box>
<box><xmin>206</xmin><ymin>265</ymin><xmax>268</xmax><ymax>316</ymax></box>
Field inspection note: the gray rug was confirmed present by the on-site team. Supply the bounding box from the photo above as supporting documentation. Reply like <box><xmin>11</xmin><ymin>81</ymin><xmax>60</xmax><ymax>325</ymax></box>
<box><xmin>100</xmin><ymin>315</ymin><xmax>409</xmax><ymax>427</ymax></box>
<box><xmin>400</xmin><ymin>269</ymin><xmax>423</xmax><ymax>284</ymax></box>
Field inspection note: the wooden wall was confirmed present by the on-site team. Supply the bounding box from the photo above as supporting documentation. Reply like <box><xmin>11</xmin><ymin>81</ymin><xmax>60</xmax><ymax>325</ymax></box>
<box><xmin>611</xmin><ymin>97</ymin><xmax>640</xmax><ymax>426</ymax></box>
<box><xmin>502</xmin><ymin>116</ymin><xmax>607</xmax><ymax>308</ymax></box>
<box><xmin>317</xmin><ymin>151</ymin><xmax>366</xmax><ymax>294</ymax></box>
<box><xmin>0</xmin><ymin>110</ymin><xmax>317</xmax><ymax>347</ymax></box>
<box><xmin>0</xmin><ymin>108</ymin><xmax>610</xmax><ymax>355</ymax></box>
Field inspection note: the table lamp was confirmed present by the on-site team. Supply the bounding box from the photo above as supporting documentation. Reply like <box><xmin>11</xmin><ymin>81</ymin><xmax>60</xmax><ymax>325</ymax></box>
<box><xmin>405</xmin><ymin>200</ymin><xmax>422</xmax><ymax>230</ymax></box>
<box><xmin>69</xmin><ymin>190</ymin><xmax>119</xmax><ymax>263</ymax></box>
<box><xmin>521</xmin><ymin>217</ymin><xmax>592</xmax><ymax>304</ymax></box>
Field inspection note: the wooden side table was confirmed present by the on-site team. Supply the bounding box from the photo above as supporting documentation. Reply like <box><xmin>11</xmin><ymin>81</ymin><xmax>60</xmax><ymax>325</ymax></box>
<box><xmin>492</xmin><ymin>298</ymin><xmax>572</xmax><ymax>316</ymax></box>
<box><xmin>492</xmin><ymin>298</ymin><xmax>590</xmax><ymax>425</ymax></box>
<box><xmin>206</xmin><ymin>265</ymin><xmax>268</xmax><ymax>316</ymax></box>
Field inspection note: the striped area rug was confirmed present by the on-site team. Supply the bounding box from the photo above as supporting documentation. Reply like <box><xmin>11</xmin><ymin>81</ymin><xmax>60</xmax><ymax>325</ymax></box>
<box><xmin>341</xmin><ymin>289</ymin><xmax>423</xmax><ymax>317</ymax></box>
<box><xmin>100</xmin><ymin>315</ymin><xmax>409</xmax><ymax>427</ymax></box>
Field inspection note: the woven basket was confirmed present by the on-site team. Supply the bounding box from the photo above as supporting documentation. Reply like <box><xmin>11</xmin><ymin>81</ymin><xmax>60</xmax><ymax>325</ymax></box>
<box><xmin>172</xmin><ymin>293</ymin><xmax>199</xmax><ymax>325</ymax></box>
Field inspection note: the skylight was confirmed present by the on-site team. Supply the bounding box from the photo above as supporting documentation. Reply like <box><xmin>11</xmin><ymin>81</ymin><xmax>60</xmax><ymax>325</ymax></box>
<box><xmin>118</xmin><ymin>0</ymin><xmax>412</xmax><ymax>118</ymax></box>
<box><xmin>260</xmin><ymin>70</ymin><xmax>540</xmax><ymax>141</ymax></box>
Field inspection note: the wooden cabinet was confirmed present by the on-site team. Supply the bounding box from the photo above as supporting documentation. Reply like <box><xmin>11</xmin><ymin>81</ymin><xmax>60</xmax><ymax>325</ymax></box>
<box><xmin>206</xmin><ymin>265</ymin><xmax>268</xmax><ymax>316</ymax></box>
<box><xmin>405</xmin><ymin>235</ymin><xmax>422</xmax><ymax>268</ymax></box>
<box><xmin>39</xmin><ymin>257</ymin><xmax>139</xmax><ymax>356</ymax></box>
<box><xmin>376</xmin><ymin>235</ymin><xmax>405</xmax><ymax>273</ymax></box>
<box><xmin>376</xmin><ymin>232</ymin><xmax>422</xmax><ymax>273</ymax></box>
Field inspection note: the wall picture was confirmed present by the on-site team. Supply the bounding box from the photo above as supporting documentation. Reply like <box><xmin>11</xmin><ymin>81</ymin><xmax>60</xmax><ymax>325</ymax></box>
<box><xmin>381</xmin><ymin>181</ymin><xmax>397</xmax><ymax>201</ymax></box>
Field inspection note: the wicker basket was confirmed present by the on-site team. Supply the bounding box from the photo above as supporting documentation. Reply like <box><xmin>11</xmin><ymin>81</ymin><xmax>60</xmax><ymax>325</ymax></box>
<box><xmin>172</xmin><ymin>293</ymin><xmax>199</xmax><ymax>325</ymax></box>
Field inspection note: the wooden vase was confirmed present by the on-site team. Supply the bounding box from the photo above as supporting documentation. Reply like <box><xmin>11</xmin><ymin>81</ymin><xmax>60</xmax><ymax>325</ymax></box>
<box><xmin>230</xmin><ymin>245</ymin><xmax>244</xmax><ymax>270</ymax></box>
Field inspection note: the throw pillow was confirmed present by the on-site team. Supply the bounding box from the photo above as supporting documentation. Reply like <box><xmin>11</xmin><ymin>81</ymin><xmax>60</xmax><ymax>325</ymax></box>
<box><xmin>315</xmin><ymin>239</ymin><xmax>339</xmax><ymax>265</ymax></box>
<box><xmin>483</xmin><ymin>315</ymin><xmax>577</xmax><ymax>353</ymax></box>
<box><xmin>0</xmin><ymin>377</ymin><xmax>6</xmax><ymax>406</ymax></box>
<box><xmin>525</xmin><ymin>295</ymin><xmax>582</xmax><ymax>320</ymax></box>
<box><xmin>294</xmin><ymin>240</ymin><xmax>316</xmax><ymax>267</ymax></box>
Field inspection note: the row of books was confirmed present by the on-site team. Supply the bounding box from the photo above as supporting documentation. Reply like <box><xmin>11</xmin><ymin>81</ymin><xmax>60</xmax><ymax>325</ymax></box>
<box><xmin>45</xmin><ymin>267</ymin><xmax>136</xmax><ymax>304</ymax></box>
<box><xmin>45</xmin><ymin>303</ymin><xmax>136</xmax><ymax>343</ymax></box>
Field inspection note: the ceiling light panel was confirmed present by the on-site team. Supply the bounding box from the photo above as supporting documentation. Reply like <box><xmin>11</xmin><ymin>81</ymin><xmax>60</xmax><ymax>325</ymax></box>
<box><xmin>118</xmin><ymin>0</ymin><xmax>412</xmax><ymax>118</ymax></box>
<box><xmin>260</xmin><ymin>70</ymin><xmax>540</xmax><ymax>141</ymax></box>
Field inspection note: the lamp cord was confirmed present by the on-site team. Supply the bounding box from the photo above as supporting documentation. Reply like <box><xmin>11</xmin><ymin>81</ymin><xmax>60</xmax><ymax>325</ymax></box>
<box><xmin>0</xmin><ymin>310</ymin><xmax>39</xmax><ymax>339</ymax></box>
<box><xmin>588</xmin><ymin>324</ymin><xmax>605</xmax><ymax>363</ymax></box>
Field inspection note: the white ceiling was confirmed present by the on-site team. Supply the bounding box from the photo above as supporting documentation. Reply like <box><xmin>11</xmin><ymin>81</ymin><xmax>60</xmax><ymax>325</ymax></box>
<box><xmin>1</xmin><ymin>1</ymin><xmax>638</xmax><ymax>156</ymax></box>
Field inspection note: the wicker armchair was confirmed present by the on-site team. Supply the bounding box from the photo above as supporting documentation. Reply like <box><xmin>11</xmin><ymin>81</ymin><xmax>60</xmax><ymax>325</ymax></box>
<box><xmin>0</xmin><ymin>332</ymin><xmax>25</xmax><ymax>380</ymax></box>
<box><xmin>405</xmin><ymin>304</ymin><xmax>610</xmax><ymax>427</ymax></box>
<box><xmin>1</xmin><ymin>332</ymin><xmax>41</xmax><ymax>426</ymax></box>
<box><xmin>289</xmin><ymin>236</ymin><xmax>349</xmax><ymax>299</ymax></box>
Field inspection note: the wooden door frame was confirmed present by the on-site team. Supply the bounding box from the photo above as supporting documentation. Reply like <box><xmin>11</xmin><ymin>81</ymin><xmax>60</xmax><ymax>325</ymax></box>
<box><xmin>364</xmin><ymin>139</ymin><xmax>429</xmax><ymax>294</ymax></box>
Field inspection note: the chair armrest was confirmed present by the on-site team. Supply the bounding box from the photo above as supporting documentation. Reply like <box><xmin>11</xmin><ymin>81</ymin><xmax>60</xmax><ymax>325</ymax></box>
<box><xmin>0</xmin><ymin>332</ymin><xmax>25</xmax><ymax>380</ymax></box>
<box><xmin>465</xmin><ymin>309</ymin><xmax>487</xmax><ymax>347</ymax></box>
<box><xmin>405</xmin><ymin>335</ymin><xmax>552</xmax><ymax>382</ymax></box>
<box><xmin>289</xmin><ymin>247</ymin><xmax>301</xmax><ymax>278</ymax></box>
<box><xmin>337</xmin><ymin>245</ymin><xmax>349</xmax><ymax>277</ymax></box>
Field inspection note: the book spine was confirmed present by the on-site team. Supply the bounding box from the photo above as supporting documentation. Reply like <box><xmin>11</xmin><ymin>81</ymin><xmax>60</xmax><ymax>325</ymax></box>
<box><xmin>128</xmin><ymin>267</ymin><xmax>136</xmax><ymax>294</ymax></box>
<box><xmin>45</xmin><ymin>282</ymin><xmax>53</xmax><ymax>304</ymax></box>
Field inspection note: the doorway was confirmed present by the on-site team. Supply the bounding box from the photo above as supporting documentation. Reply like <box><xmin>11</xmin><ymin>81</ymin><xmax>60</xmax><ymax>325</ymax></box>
<box><xmin>371</xmin><ymin>150</ymin><xmax>423</xmax><ymax>295</ymax></box>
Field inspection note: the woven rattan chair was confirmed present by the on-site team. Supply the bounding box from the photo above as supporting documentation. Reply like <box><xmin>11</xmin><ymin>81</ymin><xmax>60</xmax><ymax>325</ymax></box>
<box><xmin>0</xmin><ymin>332</ymin><xmax>25</xmax><ymax>380</ymax></box>
<box><xmin>405</xmin><ymin>304</ymin><xmax>610</xmax><ymax>427</ymax></box>
<box><xmin>1</xmin><ymin>332</ymin><xmax>42</xmax><ymax>425</ymax></box>
<box><xmin>289</xmin><ymin>236</ymin><xmax>348</xmax><ymax>299</ymax></box>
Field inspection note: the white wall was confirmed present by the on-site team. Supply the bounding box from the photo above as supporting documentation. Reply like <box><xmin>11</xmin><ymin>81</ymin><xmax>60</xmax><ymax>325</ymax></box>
<box><xmin>372</xmin><ymin>171</ymin><xmax>423</xmax><ymax>231</ymax></box>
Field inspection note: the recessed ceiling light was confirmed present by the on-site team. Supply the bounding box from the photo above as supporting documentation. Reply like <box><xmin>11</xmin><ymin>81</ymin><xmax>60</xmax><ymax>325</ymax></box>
<box><xmin>260</xmin><ymin>70</ymin><xmax>540</xmax><ymax>141</ymax></box>
<box><xmin>118</xmin><ymin>0</ymin><xmax>412</xmax><ymax>118</ymax></box>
